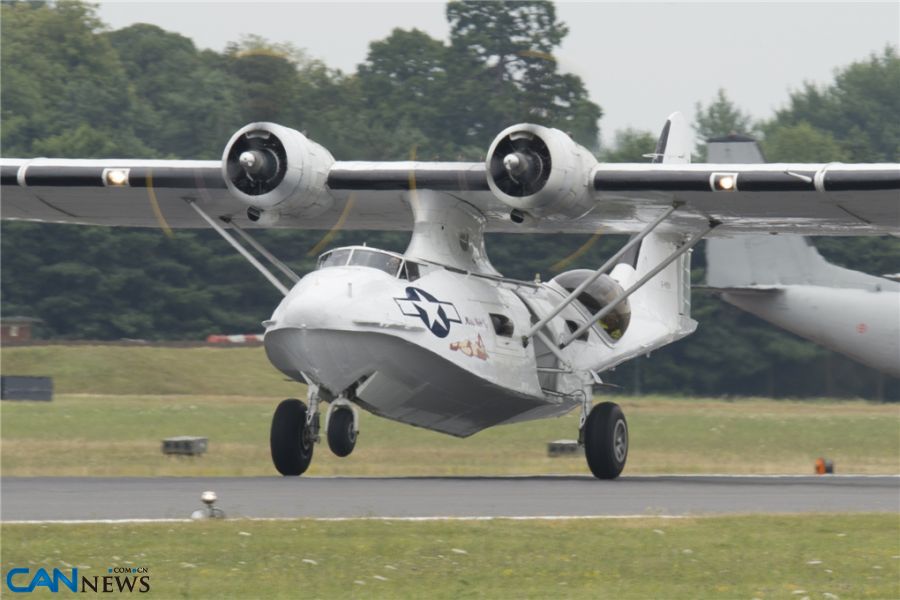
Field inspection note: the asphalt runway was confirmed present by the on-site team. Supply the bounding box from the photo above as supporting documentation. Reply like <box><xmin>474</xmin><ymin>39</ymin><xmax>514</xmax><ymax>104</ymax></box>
<box><xmin>2</xmin><ymin>475</ymin><xmax>897</xmax><ymax>522</ymax></box>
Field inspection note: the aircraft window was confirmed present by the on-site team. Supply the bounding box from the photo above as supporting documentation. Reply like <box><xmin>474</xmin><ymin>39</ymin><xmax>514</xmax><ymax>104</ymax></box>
<box><xmin>318</xmin><ymin>248</ymin><xmax>352</xmax><ymax>269</ymax></box>
<box><xmin>565</xmin><ymin>320</ymin><xmax>589</xmax><ymax>342</ymax></box>
<box><xmin>551</xmin><ymin>270</ymin><xmax>631</xmax><ymax>342</ymax></box>
<box><xmin>400</xmin><ymin>261</ymin><xmax>421</xmax><ymax>282</ymax></box>
<box><xmin>490</xmin><ymin>313</ymin><xmax>515</xmax><ymax>337</ymax></box>
<box><xmin>347</xmin><ymin>249</ymin><xmax>403</xmax><ymax>276</ymax></box>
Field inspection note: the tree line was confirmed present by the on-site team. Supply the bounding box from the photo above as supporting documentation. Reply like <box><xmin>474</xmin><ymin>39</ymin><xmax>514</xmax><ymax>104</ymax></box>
<box><xmin>1</xmin><ymin>1</ymin><xmax>897</xmax><ymax>398</ymax></box>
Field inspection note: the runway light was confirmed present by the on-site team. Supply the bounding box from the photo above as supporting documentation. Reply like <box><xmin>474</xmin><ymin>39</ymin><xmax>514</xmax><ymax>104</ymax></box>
<box><xmin>103</xmin><ymin>168</ymin><xmax>129</xmax><ymax>187</ymax></box>
<box><xmin>191</xmin><ymin>490</ymin><xmax>225</xmax><ymax>520</ymax></box>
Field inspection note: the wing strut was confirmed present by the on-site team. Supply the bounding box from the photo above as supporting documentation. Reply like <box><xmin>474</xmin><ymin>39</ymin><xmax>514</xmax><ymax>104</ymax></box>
<box><xmin>559</xmin><ymin>220</ymin><xmax>717</xmax><ymax>348</ymax></box>
<box><xmin>186</xmin><ymin>201</ymin><xmax>291</xmax><ymax>296</ymax></box>
<box><xmin>521</xmin><ymin>203</ymin><xmax>681</xmax><ymax>344</ymax></box>
<box><xmin>223</xmin><ymin>218</ymin><xmax>301</xmax><ymax>284</ymax></box>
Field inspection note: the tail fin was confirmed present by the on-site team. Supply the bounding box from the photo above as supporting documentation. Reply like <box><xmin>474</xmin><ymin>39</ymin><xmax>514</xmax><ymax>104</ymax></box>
<box><xmin>594</xmin><ymin>114</ymin><xmax>697</xmax><ymax>370</ymax></box>
<box><xmin>623</xmin><ymin>111</ymin><xmax>695</xmax><ymax>330</ymax></box>
<box><xmin>651</xmin><ymin>112</ymin><xmax>692</xmax><ymax>164</ymax></box>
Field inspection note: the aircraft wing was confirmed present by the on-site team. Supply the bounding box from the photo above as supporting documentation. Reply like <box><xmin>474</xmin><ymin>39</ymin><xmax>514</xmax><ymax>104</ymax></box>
<box><xmin>2</xmin><ymin>120</ymin><xmax>898</xmax><ymax>235</ymax></box>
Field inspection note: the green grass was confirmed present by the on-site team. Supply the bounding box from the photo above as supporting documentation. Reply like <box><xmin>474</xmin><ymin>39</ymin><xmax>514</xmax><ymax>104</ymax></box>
<box><xmin>2</xmin><ymin>394</ymin><xmax>898</xmax><ymax>477</ymax></box>
<box><xmin>2</xmin><ymin>515</ymin><xmax>898</xmax><ymax>598</ymax></box>
<box><xmin>0</xmin><ymin>345</ymin><xmax>298</xmax><ymax>396</ymax></box>
<box><xmin>2</xmin><ymin>345</ymin><xmax>898</xmax><ymax>476</ymax></box>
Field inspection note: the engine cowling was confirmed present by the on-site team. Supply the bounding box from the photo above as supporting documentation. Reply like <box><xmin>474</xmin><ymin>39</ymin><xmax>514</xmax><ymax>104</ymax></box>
<box><xmin>486</xmin><ymin>124</ymin><xmax>598</xmax><ymax>221</ymax></box>
<box><xmin>222</xmin><ymin>122</ymin><xmax>334</xmax><ymax>222</ymax></box>
<box><xmin>550</xmin><ymin>269</ymin><xmax>631</xmax><ymax>341</ymax></box>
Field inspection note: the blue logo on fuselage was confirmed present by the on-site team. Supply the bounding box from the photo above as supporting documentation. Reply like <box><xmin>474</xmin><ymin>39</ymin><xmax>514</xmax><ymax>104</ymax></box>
<box><xmin>394</xmin><ymin>287</ymin><xmax>462</xmax><ymax>338</ymax></box>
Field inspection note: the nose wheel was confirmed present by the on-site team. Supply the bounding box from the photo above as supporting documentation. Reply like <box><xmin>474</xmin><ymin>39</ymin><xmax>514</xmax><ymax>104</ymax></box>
<box><xmin>581</xmin><ymin>401</ymin><xmax>628</xmax><ymax>479</ymax></box>
<box><xmin>327</xmin><ymin>405</ymin><xmax>358</xmax><ymax>457</ymax></box>
<box><xmin>270</xmin><ymin>398</ymin><xmax>315</xmax><ymax>476</ymax></box>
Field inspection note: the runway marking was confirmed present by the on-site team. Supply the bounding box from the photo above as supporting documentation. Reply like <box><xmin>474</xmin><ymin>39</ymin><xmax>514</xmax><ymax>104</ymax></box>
<box><xmin>2</xmin><ymin>515</ymin><xmax>689</xmax><ymax>525</ymax></box>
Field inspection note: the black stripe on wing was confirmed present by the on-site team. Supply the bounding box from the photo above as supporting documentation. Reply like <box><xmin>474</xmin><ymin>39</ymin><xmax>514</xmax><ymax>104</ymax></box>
<box><xmin>6</xmin><ymin>165</ymin><xmax>226</xmax><ymax>189</ymax></box>
<box><xmin>326</xmin><ymin>164</ymin><xmax>489</xmax><ymax>191</ymax></box>
<box><xmin>594</xmin><ymin>168</ymin><xmax>900</xmax><ymax>192</ymax></box>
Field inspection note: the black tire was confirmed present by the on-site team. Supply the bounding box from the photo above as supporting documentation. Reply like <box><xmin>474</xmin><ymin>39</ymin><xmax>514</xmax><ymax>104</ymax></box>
<box><xmin>270</xmin><ymin>398</ymin><xmax>314</xmax><ymax>476</ymax></box>
<box><xmin>327</xmin><ymin>406</ymin><xmax>357</xmax><ymax>457</ymax></box>
<box><xmin>583</xmin><ymin>402</ymin><xmax>628</xmax><ymax>479</ymax></box>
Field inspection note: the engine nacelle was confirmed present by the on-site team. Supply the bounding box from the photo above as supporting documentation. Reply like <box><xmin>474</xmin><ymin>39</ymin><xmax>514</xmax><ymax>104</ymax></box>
<box><xmin>222</xmin><ymin>122</ymin><xmax>334</xmax><ymax>221</ymax></box>
<box><xmin>486</xmin><ymin>124</ymin><xmax>598</xmax><ymax>221</ymax></box>
<box><xmin>550</xmin><ymin>269</ymin><xmax>631</xmax><ymax>341</ymax></box>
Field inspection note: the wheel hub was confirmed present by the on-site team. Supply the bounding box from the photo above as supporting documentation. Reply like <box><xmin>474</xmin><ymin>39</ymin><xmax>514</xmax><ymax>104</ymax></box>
<box><xmin>613</xmin><ymin>419</ymin><xmax>628</xmax><ymax>463</ymax></box>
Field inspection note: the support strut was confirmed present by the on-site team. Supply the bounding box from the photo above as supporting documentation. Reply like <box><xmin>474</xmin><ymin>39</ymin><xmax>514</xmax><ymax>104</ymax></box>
<box><xmin>559</xmin><ymin>221</ymin><xmax>717</xmax><ymax>348</ymax></box>
<box><xmin>186</xmin><ymin>201</ymin><xmax>291</xmax><ymax>296</ymax></box>
<box><xmin>522</xmin><ymin>203</ymin><xmax>680</xmax><ymax>344</ymax></box>
<box><xmin>224</xmin><ymin>219</ymin><xmax>301</xmax><ymax>284</ymax></box>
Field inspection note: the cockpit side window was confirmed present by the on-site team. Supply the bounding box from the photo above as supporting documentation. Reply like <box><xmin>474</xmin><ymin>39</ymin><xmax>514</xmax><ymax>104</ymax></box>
<box><xmin>400</xmin><ymin>261</ymin><xmax>421</xmax><ymax>282</ymax></box>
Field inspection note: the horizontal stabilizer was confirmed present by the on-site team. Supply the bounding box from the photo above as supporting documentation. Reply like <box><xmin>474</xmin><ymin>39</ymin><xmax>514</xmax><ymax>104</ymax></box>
<box><xmin>706</xmin><ymin>232</ymin><xmax>897</xmax><ymax>290</ymax></box>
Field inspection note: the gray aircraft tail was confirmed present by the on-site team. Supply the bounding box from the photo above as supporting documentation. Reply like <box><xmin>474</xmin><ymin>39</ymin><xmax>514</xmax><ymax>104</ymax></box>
<box><xmin>706</xmin><ymin>234</ymin><xmax>893</xmax><ymax>289</ymax></box>
<box><xmin>705</xmin><ymin>137</ymin><xmax>894</xmax><ymax>291</ymax></box>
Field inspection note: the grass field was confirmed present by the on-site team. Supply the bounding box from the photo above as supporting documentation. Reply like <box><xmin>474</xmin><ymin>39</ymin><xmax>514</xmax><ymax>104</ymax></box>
<box><xmin>2</xmin><ymin>515</ymin><xmax>898</xmax><ymax>598</ymax></box>
<box><xmin>2</xmin><ymin>345</ymin><xmax>899</xmax><ymax>476</ymax></box>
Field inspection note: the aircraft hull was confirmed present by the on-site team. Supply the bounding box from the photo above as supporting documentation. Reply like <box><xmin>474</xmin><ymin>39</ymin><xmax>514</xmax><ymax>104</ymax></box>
<box><xmin>264</xmin><ymin>327</ymin><xmax>575</xmax><ymax>437</ymax></box>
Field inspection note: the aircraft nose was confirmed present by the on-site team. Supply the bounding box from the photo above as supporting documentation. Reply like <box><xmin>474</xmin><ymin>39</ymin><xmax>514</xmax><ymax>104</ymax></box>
<box><xmin>265</xmin><ymin>268</ymin><xmax>398</xmax><ymax>333</ymax></box>
<box><xmin>269</xmin><ymin>279</ymin><xmax>347</xmax><ymax>330</ymax></box>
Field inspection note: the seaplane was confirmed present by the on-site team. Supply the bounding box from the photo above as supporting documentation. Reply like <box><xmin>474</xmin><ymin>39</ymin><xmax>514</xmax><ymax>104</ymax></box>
<box><xmin>2</xmin><ymin>113</ymin><xmax>898</xmax><ymax>478</ymax></box>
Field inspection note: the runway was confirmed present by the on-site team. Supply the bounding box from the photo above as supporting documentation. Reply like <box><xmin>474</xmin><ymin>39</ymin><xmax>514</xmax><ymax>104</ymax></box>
<box><xmin>2</xmin><ymin>475</ymin><xmax>897</xmax><ymax>522</ymax></box>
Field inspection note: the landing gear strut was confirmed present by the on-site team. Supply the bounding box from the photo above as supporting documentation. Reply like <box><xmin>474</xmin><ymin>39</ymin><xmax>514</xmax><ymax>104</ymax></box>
<box><xmin>581</xmin><ymin>401</ymin><xmax>628</xmax><ymax>479</ymax></box>
<box><xmin>270</xmin><ymin>398</ymin><xmax>315</xmax><ymax>476</ymax></box>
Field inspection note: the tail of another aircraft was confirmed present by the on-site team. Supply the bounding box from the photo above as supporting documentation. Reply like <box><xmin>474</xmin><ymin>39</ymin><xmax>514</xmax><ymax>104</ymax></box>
<box><xmin>702</xmin><ymin>135</ymin><xmax>900</xmax><ymax>377</ymax></box>
<box><xmin>704</xmin><ymin>136</ymin><xmax>887</xmax><ymax>291</ymax></box>
<box><xmin>706</xmin><ymin>235</ymin><xmax>889</xmax><ymax>290</ymax></box>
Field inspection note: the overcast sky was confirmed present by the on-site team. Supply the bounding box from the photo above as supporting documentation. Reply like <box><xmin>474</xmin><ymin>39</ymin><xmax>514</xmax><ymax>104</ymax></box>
<box><xmin>96</xmin><ymin>1</ymin><xmax>899</xmax><ymax>147</ymax></box>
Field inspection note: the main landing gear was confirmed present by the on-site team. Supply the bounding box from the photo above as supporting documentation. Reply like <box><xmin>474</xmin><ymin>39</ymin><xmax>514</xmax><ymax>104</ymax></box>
<box><xmin>270</xmin><ymin>390</ymin><xmax>360</xmax><ymax>476</ymax></box>
<box><xmin>270</xmin><ymin>398</ymin><xmax>315</xmax><ymax>476</ymax></box>
<box><xmin>580</xmin><ymin>401</ymin><xmax>628</xmax><ymax>479</ymax></box>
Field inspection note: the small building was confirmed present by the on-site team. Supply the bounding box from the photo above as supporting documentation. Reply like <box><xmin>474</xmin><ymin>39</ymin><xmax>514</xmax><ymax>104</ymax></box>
<box><xmin>0</xmin><ymin>316</ymin><xmax>41</xmax><ymax>343</ymax></box>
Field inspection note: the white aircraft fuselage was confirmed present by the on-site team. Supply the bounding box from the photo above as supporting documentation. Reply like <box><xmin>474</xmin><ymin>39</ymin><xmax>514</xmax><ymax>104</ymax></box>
<box><xmin>264</xmin><ymin>248</ymin><xmax>595</xmax><ymax>437</ymax></box>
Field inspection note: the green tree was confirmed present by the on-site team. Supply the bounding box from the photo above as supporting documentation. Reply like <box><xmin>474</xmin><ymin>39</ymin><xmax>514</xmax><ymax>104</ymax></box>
<box><xmin>356</xmin><ymin>29</ymin><xmax>455</xmax><ymax>159</ymax></box>
<box><xmin>760</xmin><ymin>122</ymin><xmax>848</xmax><ymax>162</ymax></box>
<box><xmin>446</xmin><ymin>0</ymin><xmax>601</xmax><ymax>149</ymax></box>
<box><xmin>106</xmin><ymin>24</ymin><xmax>242</xmax><ymax>159</ymax></box>
<box><xmin>601</xmin><ymin>129</ymin><xmax>657</xmax><ymax>162</ymax></box>
<box><xmin>0</xmin><ymin>1</ymin><xmax>151</xmax><ymax>157</ymax></box>
<box><xmin>692</xmin><ymin>89</ymin><xmax>756</xmax><ymax>159</ymax></box>
<box><xmin>768</xmin><ymin>47</ymin><xmax>900</xmax><ymax>161</ymax></box>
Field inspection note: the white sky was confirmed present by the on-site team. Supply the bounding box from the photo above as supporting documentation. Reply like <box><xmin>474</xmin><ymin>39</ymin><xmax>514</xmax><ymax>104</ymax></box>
<box><xmin>96</xmin><ymin>1</ymin><xmax>900</xmax><ymax>147</ymax></box>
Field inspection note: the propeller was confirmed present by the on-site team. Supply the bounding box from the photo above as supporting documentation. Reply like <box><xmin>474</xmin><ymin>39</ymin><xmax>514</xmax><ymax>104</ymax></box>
<box><xmin>488</xmin><ymin>130</ymin><xmax>552</xmax><ymax>197</ymax></box>
<box><xmin>225</xmin><ymin>129</ymin><xmax>288</xmax><ymax>196</ymax></box>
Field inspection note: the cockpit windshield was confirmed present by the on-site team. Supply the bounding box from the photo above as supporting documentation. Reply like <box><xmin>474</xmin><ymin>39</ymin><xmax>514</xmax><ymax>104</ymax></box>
<box><xmin>351</xmin><ymin>249</ymin><xmax>402</xmax><ymax>275</ymax></box>
<box><xmin>318</xmin><ymin>248</ymin><xmax>353</xmax><ymax>269</ymax></box>
<box><xmin>317</xmin><ymin>246</ymin><xmax>416</xmax><ymax>278</ymax></box>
